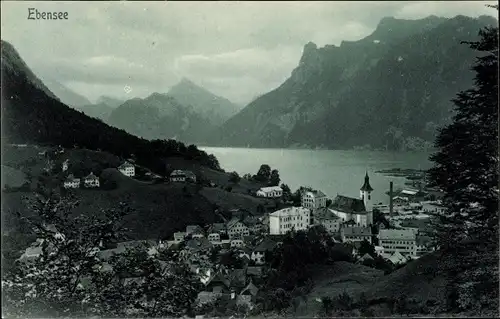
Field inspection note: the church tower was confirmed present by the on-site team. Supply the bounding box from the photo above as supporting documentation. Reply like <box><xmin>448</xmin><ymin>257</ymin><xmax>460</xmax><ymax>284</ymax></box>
<box><xmin>360</xmin><ymin>171</ymin><xmax>374</xmax><ymax>213</ymax></box>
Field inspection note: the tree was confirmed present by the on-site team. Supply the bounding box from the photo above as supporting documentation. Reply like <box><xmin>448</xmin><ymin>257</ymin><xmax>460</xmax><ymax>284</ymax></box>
<box><xmin>280</xmin><ymin>183</ymin><xmax>292</xmax><ymax>200</ymax></box>
<box><xmin>426</xmin><ymin>6</ymin><xmax>499</xmax><ymax>313</ymax></box>
<box><xmin>254</xmin><ymin>164</ymin><xmax>271</xmax><ymax>182</ymax></box>
<box><xmin>2</xmin><ymin>192</ymin><xmax>132</xmax><ymax>317</ymax></box>
<box><xmin>269</xmin><ymin>169</ymin><xmax>280</xmax><ymax>186</ymax></box>
<box><xmin>228</xmin><ymin>171</ymin><xmax>240</xmax><ymax>183</ymax></box>
<box><xmin>358</xmin><ymin>239</ymin><xmax>376</xmax><ymax>257</ymax></box>
<box><xmin>427</xmin><ymin>6</ymin><xmax>498</xmax><ymax>248</ymax></box>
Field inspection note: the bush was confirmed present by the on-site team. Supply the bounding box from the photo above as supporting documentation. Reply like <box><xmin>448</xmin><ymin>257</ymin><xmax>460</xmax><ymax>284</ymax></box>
<box><xmin>229</xmin><ymin>171</ymin><xmax>240</xmax><ymax>183</ymax></box>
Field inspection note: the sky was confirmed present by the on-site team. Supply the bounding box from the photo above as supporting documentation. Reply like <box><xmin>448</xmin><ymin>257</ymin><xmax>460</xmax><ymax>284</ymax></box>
<box><xmin>1</xmin><ymin>1</ymin><xmax>497</xmax><ymax>105</ymax></box>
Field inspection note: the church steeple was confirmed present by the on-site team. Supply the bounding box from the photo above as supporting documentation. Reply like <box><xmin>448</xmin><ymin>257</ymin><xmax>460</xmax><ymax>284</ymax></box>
<box><xmin>360</xmin><ymin>171</ymin><xmax>374</xmax><ymax>192</ymax></box>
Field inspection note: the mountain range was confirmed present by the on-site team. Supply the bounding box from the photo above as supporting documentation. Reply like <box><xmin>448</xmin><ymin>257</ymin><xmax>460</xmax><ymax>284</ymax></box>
<box><xmin>0</xmin><ymin>39</ymin><xmax>221</xmax><ymax>174</ymax></box>
<box><xmin>208</xmin><ymin>15</ymin><xmax>497</xmax><ymax>150</ymax></box>
<box><xmin>4</xmin><ymin>14</ymin><xmax>496</xmax><ymax>151</ymax></box>
<box><xmin>106</xmin><ymin>92</ymin><xmax>216</xmax><ymax>144</ymax></box>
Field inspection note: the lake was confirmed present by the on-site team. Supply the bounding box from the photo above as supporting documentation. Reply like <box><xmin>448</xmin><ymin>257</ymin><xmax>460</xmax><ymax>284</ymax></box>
<box><xmin>201</xmin><ymin>147</ymin><xmax>433</xmax><ymax>204</ymax></box>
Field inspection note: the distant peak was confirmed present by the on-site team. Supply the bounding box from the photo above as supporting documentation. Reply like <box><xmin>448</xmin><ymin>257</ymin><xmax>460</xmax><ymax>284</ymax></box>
<box><xmin>179</xmin><ymin>78</ymin><xmax>197</xmax><ymax>86</ymax></box>
<box><xmin>304</xmin><ymin>41</ymin><xmax>318</xmax><ymax>51</ymax></box>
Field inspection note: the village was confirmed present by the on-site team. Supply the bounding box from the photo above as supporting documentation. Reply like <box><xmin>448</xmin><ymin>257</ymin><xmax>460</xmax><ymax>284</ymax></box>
<box><xmin>15</xmin><ymin>148</ymin><xmax>444</xmax><ymax>311</ymax></box>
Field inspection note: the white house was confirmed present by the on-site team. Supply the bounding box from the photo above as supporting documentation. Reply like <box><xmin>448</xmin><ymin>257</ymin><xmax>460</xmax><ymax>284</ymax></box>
<box><xmin>379</xmin><ymin>229</ymin><xmax>417</xmax><ymax>258</ymax></box>
<box><xmin>84</xmin><ymin>172</ymin><xmax>100</xmax><ymax>188</ymax></box>
<box><xmin>62</xmin><ymin>159</ymin><xmax>69</xmax><ymax>172</ymax></box>
<box><xmin>256</xmin><ymin>186</ymin><xmax>283</xmax><ymax>198</ymax></box>
<box><xmin>227</xmin><ymin>218</ymin><xmax>250</xmax><ymax>239</ymax></box>
<box><xmin>230</xmin><ymin>239</ymin><xmax>245</xmax><ymax>248</ymax></box>
<box><xmin>313</xmin><ymin>208</ymin><xmax>342</xmax><ymax>234</ymax></box>
<box><xmin>63</xmin><ymin>174</ymin><xmax>80</xmax><ymax>189</ymax></box>
<box><xmin>170</xmin><ymin>170</ymin><xmax>197</xmax><ymax>183</ymax></box>
<box><xmin>301</xmin><ymin>190</ymin><xmax>328</xmax><ymax>210</ymax></box>
<box><xmin>269</xmin><ymin>207</ymin><xmax>311</xmax><ymax>235</ymax></box>
<box><xmin>340</xmin><ymin>226</ymin><xmax>373</xmax><ymax>244</ymax></box>
<box><xmin>118</xmin><ymin>161</ymin><xmax>135</xmax><ymax>177</ymax></box>
<box><xmin>251</xmin><ymin>238</ymin><xmax>277</xmax><ymax>265</ymax></box>
<box><xmin>173</xmin><ymin>231</ymin><xmax>187</xmax><ymax>242</ymax></box>
<box><xmin>208</xmin><ymin>233</ymin><xmax>221</xmax><ymax>243</ymax></box>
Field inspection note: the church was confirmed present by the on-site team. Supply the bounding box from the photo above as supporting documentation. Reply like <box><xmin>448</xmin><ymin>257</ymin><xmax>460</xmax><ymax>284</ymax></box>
<box><xmin>328</xmin><ymin>172</ymin><xmax>374</xmax><ymax>227</ymax></box>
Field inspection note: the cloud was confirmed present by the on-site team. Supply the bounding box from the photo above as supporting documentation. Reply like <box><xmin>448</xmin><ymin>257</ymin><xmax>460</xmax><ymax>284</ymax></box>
<box><xmin>1</xmin><ymin>1</ymin><xmax>497</xmax><ymax>105</ymax></box>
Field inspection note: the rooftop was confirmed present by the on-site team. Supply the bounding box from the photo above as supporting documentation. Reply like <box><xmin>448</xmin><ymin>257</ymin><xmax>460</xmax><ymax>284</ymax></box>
<box><xmin>118</xmin><ymin>161</ymin><xmax>134</xmax><ymax>169</ymax></box>
<box><xmin>258</xmin><ymin>186</ymin><xmax>283</xmax><ymax>192</ymax></box>
<box><xmin>303</xmin><ymin>190</ymin><xmax>327</xmax><ymax>198</ymax></box>
<box><xmin>379</xmin><ymin>229</ymin><xmax>417</xmax><ymax>241</ymax></box>
<box><xmin>341</xmin><ymin>226</ymin><xmax>372</xmax><ymax>236</ymax></box>
<box><xmin>330</xmin><ymin>195</ymin><xmax>366</xmax><ymax>213</ymax></box>
<box><xmin>270</xmin><ymin>206</ymin><xmax>310</xmax><ymax>217</ymax></box>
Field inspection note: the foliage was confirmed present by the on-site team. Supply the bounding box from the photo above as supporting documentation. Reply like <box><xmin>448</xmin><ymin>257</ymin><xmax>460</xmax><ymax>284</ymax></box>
<box><xmin>2</xmin><ymin>192</ymin><xmax>202</xmax><ymax>318</ymax></box>
<box><xmin>426</xmin><ymin>8</ymin><xmax>499</xmax><ymax>313</ymax></box>
<box><xmin>269</xmin><ymin>169</ymin><xmax>280</xmax><ymax>186</ymax></box>
<box><xmin>254</xmin><ymin>164</ymin><xmax>271</xmax><ymax>182</ymax></box>
<box><xmin>228</xmin><ymin>171</ymin><xmax>241</xmax><ymax>183</ymax></box>
<box><xmin>280</xmin><ymin>183</ymin><xmax>292</xmax><ymax>201</ymax></box>
<box><xmin>358</xmin><ymin>239</ymin><xmax>376</xmax><ymax>257</ymax></box>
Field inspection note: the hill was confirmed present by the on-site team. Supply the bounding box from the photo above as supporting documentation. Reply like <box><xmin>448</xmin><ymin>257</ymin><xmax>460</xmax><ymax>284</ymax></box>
<box><xmin>74</xmin><ymin>102</ymin><xmax>115</xmax><ymax>121</ymax></box>
<box><xmin>107</xmin><ymin>92</ymin><xmax>217</xmax><ymax>144</ymax></box>
<box><xmin>38</xmin><ymin>76</ymin><xmax>92</xmax><ymax>107</ymax></box>
<box><xmin>167</xmin><ymin>78</ymin><xmax>242</xmax><ymax>126</ymax></box>
<box><xmin>0</xmin><ymin>39</ymin><xmax>221</xmax><ymax>176</ymax></box>
<box><xmin>96</xmin><ymin>95</ymin><xmax>124</xmax><ymax>108</ymax></box>
<box><xmin>210</xmin><ymin>15</ymin><xmax>497</xmax><ymax>151</ymax></box>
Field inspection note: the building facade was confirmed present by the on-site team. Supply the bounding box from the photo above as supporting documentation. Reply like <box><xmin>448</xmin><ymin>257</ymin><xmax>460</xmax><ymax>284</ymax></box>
<box><xmin>269</xmin><ymin>207</ymin><xmax>311</xmax><ymax>235</ymax></box>
<box><xmin>340</xmin><ymin>226</ymin><xmax>373</xmax><ymax>244</ymax></box>
<box><xmin>256</xmin><ymin>186</ymin><xmax>283</xmax><ymax>198</ymax></box>
<box><xmin>378</xmin><ymin>229</ymin><xmax>417</xmax><ymax>258</ymax></box>
<box><xmin>84</xmin><ymin>172</ymin><xmax>100</xmax><ymax>188</ymax></box>
<box><xmin>118</xmin><ymin>161</ymin><xmax>135</xmax><ymax>177</ymax></box>
<box><xmin>63</xmin><ymin>174</ymin><xmax>80</xmax><ymax>189</ymax></box>
<box><xmin>301</xmin><ymin>190</ymin><xmax>328</xmax><ymax>210</ymax></box>
<box><xmin>227</xmin><ymin>219</ymin><xmax>250</xmax><ymax>239</ymax></box>
<box><xmin>312</xmin><ymin>208</ymin><xmax>342</xmax><ymax>234</ymax></box>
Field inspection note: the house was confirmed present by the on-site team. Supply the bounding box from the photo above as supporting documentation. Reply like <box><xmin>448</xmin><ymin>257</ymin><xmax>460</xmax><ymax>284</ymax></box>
<box><xmin>301</xmin><ymin>190</ymin><xmax>328</xmax><ymax>210</ymax></box>
<box><xmin>341</xmin><ymin>226</ymin><xmax>373</xmax><ymax>244</ymax></box>
<box><xmin>118</xmin><ymin>161</ymin><xmax>135</xmax><ymax>177</ymax></box>
<box><xmin>269</xmin><ymin>207</ymin><xmax>311</xmax><ymax>235</ymax></box>
<box><xmin>173</xmin><ymin>231</ymin><xmax>186</xmax><ymax>242</ymax></box>
<box><xmin>170</xmin><ymin>170</ymin><xmax>196</xmax><ymax>183</ymax></box>
<box><xmin>207</xmin><ymin>233</ymin><xmax>221</xmax><ymax>243</ymax></box>
<box><xmin>230</xmin><ymin>239</ymin><xmax>245</xmax><ymax>248</ymax></box>
<box><xmin>313</xmin><ymin>208</ymin><xmax>342</xmax><ymax>234</ymax></box>
<box><xmin>246</xmin><ymin>266</ymin><xmax>263</xmax><ymax>278</ymax></box>
<box><xmin>97</xmin><ymin>240</ymin><xmax>158</xmax><ymax>261</ymax></box>
<box><xmin>186</xmin><ymin>225</ymin><xmax>204</xmax><ymax>236</ymax></box>
<box><xmin>204</xmin><ymin>268</ymin><xmax>247</xmax><ymax>295</ymax></box>
<box><xmin>239</xmin><ymin>281</ymin><xmax>259</xmax><ymax>303</ymax></box>
<box><xmin>227</xmin><ymin>218</ymin><xmax>250</xmax><ymax>239</ymax></box>
<box><xmin>62</xmin><ymin>159</ymin><xmax>69</xmax><ymax>172</ymax></box>
<box><xmin>379</xmin><ymin>229</ymin><xmax>417</xmax><ymax>258</ymax></box>
<box><xmin>387</xmin><ymin>251</ymin><xmax>409</xmax><ymax>265</ymax></box>
<box><xmin>207</xmin><ymin>223</ymin><xmax>227</xmax><ymax>235</ymax></box>
<box><xmin>243</xmin><ymin>216</ymin><xmax>263</xmax><ymax>234</ymax></box>
<box><xmin>256</xmin><ymin>186</ymin><xmax>283</xmax><ymax>198</ymax></box>
<box><xmin>393</xmin><ymin>196</ymin><xmax>409</xmax><ymax>206</ymax></box>
<box><xmin>251</xmin><ymin>238</ymin><xmax>277</xmax><ymax>265</ymax></box>
<box><xmin>63</xmin><ymin>174</ymin><xmax>80</xmax><ymax>189</ymax></box>
<box><xmin>185</xmin><ymin>238</ymin><xmax>213</xmax><ymax>254</ymax></box>
<box><xmin>84</xmin><ymin>172</ymin><xmax>100</xmax><ymax>188</ymax></box>
<box><xmin>415</xmin><ymin>234</ymin><xmax>434</xmax><ymax>258</ymax></box>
